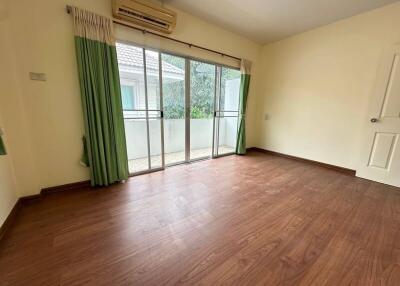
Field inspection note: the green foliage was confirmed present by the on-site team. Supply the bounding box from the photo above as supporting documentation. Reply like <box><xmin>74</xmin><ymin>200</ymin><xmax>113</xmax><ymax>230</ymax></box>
<box><xmin>161</xmin><ymin>54</ymin><xmax>240</xmax><ymax>119</ymax></box>
<box><xmin>161</xmin><ymin>54</ymin><xmax>185</xmax><ymax>119</ymax></box>
<box><xmin>191</xmin><ymin>106</ymin><xmax>208</xmax><ymax>119</ymax></box>
<box><xmin>162</xmin><ymin>81</ymin><xmax>185</xmax><ymax>119</ymax></box>
<box><xmin>190</xmin><ymin>62</ymin><xmax>214</xmax><ymax>119</ymax></box>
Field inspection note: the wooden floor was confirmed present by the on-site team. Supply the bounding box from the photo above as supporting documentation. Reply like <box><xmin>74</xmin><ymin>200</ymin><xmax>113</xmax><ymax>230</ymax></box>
<box><xmin>0</xmin><ymin>151</ymin><xmax>400</xmax><ymax>286</ymax></box>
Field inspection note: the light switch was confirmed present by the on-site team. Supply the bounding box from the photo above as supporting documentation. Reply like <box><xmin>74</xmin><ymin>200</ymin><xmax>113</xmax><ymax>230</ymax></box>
<box><xmin>29</xmin><ymin>72</ymin><xmax>47</xmax><ymax>81</ymax></box>
<box><xmin>264</xmin><ymin>113</ymin><xmax>269</xmax><ymax>120</ymax></box>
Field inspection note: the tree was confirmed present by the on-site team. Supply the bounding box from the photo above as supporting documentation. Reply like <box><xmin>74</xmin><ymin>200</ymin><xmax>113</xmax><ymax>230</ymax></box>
<box><xmin>162</xmin><ymin>54</ymin><xmax>185</xmax><ymax>119</ymax></box>
<box><xmin>161</xmin><ymin>54</ymin><xmax>240</xmax><ymax>119</ymax></box>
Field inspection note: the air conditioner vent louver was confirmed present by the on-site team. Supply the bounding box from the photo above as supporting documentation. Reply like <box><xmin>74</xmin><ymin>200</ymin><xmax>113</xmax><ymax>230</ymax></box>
<box><xmin>113</xmin><ymin>0</ymin><xmax>177</xmax><ymax>34</ymax></box>
<box><xmin>118</xmin><ymin>7</ymin><xmax>169</xmax><ymax>28</ymax></box>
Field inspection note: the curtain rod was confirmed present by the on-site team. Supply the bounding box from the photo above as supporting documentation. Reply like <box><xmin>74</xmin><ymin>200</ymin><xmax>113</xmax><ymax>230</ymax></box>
<box><xmin>66</xmin><ymin>5</ymin><xmax>241</xmax><ymax>62</ymax></box>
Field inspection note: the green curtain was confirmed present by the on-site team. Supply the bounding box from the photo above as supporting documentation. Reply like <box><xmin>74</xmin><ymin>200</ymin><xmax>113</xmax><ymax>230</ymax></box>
<box><xmin>0</xmin><ymin>135</ymin><xmax>6</xmax><ymax>155</ymax></box>
<box><xmin>235</xmin><ymin>60</ymin><xmax>252</xmax><ymax>155</ymax></box>
<box><xmin>72</xmin><ymin>7</ymin><xmax>128</xmax><ymax>186</ymax></box>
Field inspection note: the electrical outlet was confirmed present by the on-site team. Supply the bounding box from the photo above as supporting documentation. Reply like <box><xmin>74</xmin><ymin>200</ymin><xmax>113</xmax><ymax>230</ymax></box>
<box><xmin>29</xmin><ymin>72</ymin><xmax>47</xmax><ymax>81</ymax></box>
<box><xmin>264</xmin><ymin>113</ymin><xmax>269</xmax><ymax>120</ymax></box>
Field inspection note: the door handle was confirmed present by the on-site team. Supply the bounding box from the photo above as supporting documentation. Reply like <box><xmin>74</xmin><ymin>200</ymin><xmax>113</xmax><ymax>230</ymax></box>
<box><xmin>370</xmin><ymin>118</ymin><xmax>379</xmax><ymax>123</ymax></box>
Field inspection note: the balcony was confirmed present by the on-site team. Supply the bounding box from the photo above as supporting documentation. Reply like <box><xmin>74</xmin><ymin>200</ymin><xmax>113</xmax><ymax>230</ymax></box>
<box><xmin>125</xmin><ymin>118</ymin><xmax>236</xmax><ymax>173</ymax></box>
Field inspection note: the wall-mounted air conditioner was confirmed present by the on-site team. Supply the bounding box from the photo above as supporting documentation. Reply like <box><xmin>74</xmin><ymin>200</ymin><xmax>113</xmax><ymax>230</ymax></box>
<box><xmin>112</xmin><ymin>0</ymin><xmax>177</xmax><ymax>34</ymax></box>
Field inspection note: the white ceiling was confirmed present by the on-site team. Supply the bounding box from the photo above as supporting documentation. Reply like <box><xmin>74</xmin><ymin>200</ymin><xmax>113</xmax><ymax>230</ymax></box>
<box><xmin>164</xmin><ymin>0</ymin><xmax>398</xmax><ymax>43</ymax></box>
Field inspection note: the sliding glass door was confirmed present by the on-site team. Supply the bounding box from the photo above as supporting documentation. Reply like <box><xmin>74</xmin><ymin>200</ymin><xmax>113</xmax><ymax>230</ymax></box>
<box><xmin>117</xmin><ymin>41</ymin><xmax>240</xmax><ymax>175</ymax></box>
<box><xmin>161</xmin><ymin>54</ymin><xmax>186</xmax><ymax>165</ymax></box>
<box><xmin>190</xmin><ymin>60</ymin><xmax>216</xmax><ymax>160</ymax></box>
<box><xmin>213</xmin><ymin>67</ymin><xmax>241</xmax><ymax>156</ymax></box>
<box><xmin>117</xmin><ymin>43</ymin><xmax>164</xmax><ymax>174</ymax></box>
<box><xmin>145</xmin><ymin>50</ymin><xmax>164</xmax><ymax>169</ymax></box>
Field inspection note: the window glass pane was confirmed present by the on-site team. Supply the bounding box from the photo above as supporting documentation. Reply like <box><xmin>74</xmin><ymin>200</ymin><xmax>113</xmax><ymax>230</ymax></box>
<box><xmin>117</xmin><ymin>43</ymin><xmax>146</xmax><ymax>111</ymax></box>
<box><xmin>162</xmin><ymin>54</ymin><xmax>185</xmax><ymax>119</ymax></box>
<box><xmin>121</xmin><ymin>85</ymin><xmax>134</xmax><ymax>110</ymax></box>
<box><xmin>190</xmin><ymin>60</ymin><xmax>215</xmax><ymax>160</ymax></box>
<box><xmin>116</xmin><ymin>43</ymin><xmax>149</xmax><ymax>173</ymax></box>
<box><xmin>217</xmin><ymin>117</ymin><xmax>238</xmax><ymax>155</ymax></box>
<box><xmin>149</xmin><ymin>119</ymin><xmax>162</xmax><ymax>168</ymax></box>
<box><xmin>145</xmin><ymin>50</ymin><xmax>162</xmax><ymax>168</ymax></box>
<box><xmin>219</xmin><ymin>67</ymin><xmax>241</xmax><ymax>111</ymax></box>
<box><xmin>162</xmin><ymin>54</ymin><xmax>186</xmax><ymax>165</ymax></box>
<box><xmin>215</xmin><ymin>67</ymin><xmax>240</xmax><ymax>156</ymax></box>
<box><xmin>145</xmin><ymin>50</ymin><xmax>161</xmax><ymax>114</ymax></box>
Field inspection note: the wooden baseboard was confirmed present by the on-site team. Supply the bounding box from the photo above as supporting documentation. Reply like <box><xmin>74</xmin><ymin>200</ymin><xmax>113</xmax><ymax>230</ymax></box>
<box><xmin>19</xmin><ymin>194</ymin><xmax>42</xmax><ymax>202</ymax></box>
<box><xmin>0</xmin><ymin>199</ymin><xmax>22</xmax><ymax>242</ymax></box>
<box><xmin>0</xmin><ymin>180</ymin><xmax>91</xmax><ymax>242</ymax></box>
<box><xmin>248</xmin><ymin>147</ymin><xmax>356</xmax><ymax>176</ymax></box>
<box><xmin>41</xmin><ymin>180</ymin><xmax>91</xmax><ymax>195</ymax></box>
<box><xmin>0</xmin><ymin>195</ymin><xmax>42</xmax><ymax>242</ymax></box>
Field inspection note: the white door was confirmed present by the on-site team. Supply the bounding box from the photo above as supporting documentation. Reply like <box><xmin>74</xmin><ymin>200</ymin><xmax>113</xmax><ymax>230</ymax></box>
<box><xmin>357</xmin><ymin>45</ymin><xmax>400</xmax><ymax>187</ymax></box>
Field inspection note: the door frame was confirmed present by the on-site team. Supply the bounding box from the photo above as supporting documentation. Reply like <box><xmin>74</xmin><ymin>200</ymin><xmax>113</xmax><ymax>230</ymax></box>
<box><xmin>125</xmin><ymin>46</ymin><xmax>166</xmax><ymax>176</ymax></box>
<box><xmin>212</xmin><ymin>66</ymin><xmax>240</xmax><ymax>158</ymax></box>
<box><xmin>185</xmin><ymin>58</ymin><xmax>191</xmax><ymax>162</ymax></box>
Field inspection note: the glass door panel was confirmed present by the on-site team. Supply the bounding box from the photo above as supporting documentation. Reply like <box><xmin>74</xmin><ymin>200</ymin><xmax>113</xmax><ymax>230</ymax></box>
<box><xmin>189</xmin><ymin>60</ymin><xmax>216</xmax><ymax>160</ymax></box>
<box><xmin>214</xmin><ymin>67</ymin><xmax>241</xmax><ymax>156</ymax></box>
<box><xmin>124</xmin><ymin>111</ymin><xmax>149</xmax><ymax>173</ymax></box>
<box><xmin>148</xmin><ymin>118</ymin><xmax>163</xmax><ymax>168</ymax></box>
<box><xmin>117</xmin><ymin>43</ymin><xmax>165</xmax><ymax>174</ymax></box>
<box><xmin>145</xmin><ymin>50</ymin><xmax>163</xmax><ymax>169</ymax></box>
<box><xmin>161</xmin><ymin>54</ymin><xmax>186</xmax><ymax>165</ymax></box>
<box><xmin>117</xmin><ymin>43</ymin><xmax>150</xmax><ymax>173</ymax></box>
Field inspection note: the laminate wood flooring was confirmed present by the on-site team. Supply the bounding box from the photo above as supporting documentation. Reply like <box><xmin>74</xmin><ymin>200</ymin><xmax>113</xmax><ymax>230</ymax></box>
<box><xmin>0</xmin><ymin>150</ymin><xmax>399</xmax><ymax>285</ymax></box>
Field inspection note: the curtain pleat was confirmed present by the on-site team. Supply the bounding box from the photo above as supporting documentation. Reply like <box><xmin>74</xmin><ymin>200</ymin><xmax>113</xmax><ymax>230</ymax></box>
<box><xmin>72</xmin><ymin>6</ymin><xmax>128</xmax><ymax>186</ymax></box>
<box><xmin>0</xmin><ymin>134</ymin><xmax>6</xmax><ymax>155</ymax></box>
<box><xmin>235</xmin><ymin>59</ymin><xmax>251</xmax><ymax>155</ymax></box>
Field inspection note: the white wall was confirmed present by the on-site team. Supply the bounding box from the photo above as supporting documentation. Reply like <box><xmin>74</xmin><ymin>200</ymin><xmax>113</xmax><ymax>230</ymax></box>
<box><xmin>0</xmin><ymin>0</ymin><xmax>34</xmax><ymax>226</ymax></box>
<box><xmin>1</xmin><ymin>0</ymin><xmax>262</xmax><ymax>196</ymax></box>
<box><xmin>0</xmin><ymin>112</ymin><xmax>18</xmax><ymax>226</ymax></box>
<box><xmin>0</xmin><ymin>0</ymin><xmax>40</xmax><ymax>197</ymax></box>
<box><xmin>256</xmin><ymin>2</ymin><xmax>400</xmax><ymax>170</ymax></box>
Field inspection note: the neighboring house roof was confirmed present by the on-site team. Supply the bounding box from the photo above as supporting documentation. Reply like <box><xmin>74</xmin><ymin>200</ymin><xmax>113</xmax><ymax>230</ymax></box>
<box><xmin>116</xmin><ymin>43</ymin><xmax>184</xmax><ymax>75</ymax></box>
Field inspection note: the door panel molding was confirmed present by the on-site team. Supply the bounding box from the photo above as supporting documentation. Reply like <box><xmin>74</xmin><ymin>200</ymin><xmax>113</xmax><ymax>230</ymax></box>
<box><xmin>368</xmin><ymin>132</ymin><xmax>398</xmax><ymax>169</ymax></box>
<box><xmin>380</xmin><ymin>53</ymin><xmax>400</xmax><ymax>118</ymax></box>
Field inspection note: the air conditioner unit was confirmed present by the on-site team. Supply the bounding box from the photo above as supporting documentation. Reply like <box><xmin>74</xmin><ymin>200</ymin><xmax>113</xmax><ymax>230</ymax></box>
<box><xmin>112</xmin><ymin>0</ymin><xmax>177</xmax><ymax>34</ymax></box>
